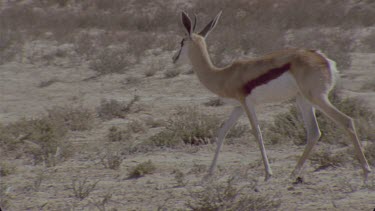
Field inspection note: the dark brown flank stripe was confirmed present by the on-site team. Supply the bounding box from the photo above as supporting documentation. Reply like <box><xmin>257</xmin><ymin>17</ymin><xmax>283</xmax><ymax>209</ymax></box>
<box><xmin>243</xmin><ymin>63</ymin><xmax>291</xmax><ymax>95</ymax></box>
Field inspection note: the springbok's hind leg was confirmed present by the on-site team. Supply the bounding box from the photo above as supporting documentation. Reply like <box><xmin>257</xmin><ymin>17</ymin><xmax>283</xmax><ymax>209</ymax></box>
<box><xmin>311</xmin><ymin>95</ymin><xmax>371</xmax><ymax>180</ymax></box>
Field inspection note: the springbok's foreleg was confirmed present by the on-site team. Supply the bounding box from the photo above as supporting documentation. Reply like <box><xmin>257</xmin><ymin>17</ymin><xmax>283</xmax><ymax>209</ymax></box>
<box><xmin>242</xmin><ymin>97</ymin><xmax>272</xmax><ymax>181</ymax></box>
<box><xmin>291</xmin><ymin>95</ymin><xmax>321</xmax><ymax>178</ymax></box>
<box><xmin>207</xmin><ymin>106</ymin><xmax>243</xmax><ymax>177</ymax></box>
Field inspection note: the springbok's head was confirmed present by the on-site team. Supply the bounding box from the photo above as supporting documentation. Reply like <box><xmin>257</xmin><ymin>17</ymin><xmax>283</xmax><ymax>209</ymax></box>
<box><xmin>172</xmin><ymin>11</ymin><xmax>222</xmax><ymax>64</ymax></box>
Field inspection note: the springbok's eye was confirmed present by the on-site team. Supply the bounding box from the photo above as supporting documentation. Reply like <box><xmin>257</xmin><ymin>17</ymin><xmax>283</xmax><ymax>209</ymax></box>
<box><xmin>180</xmin><ymin>39</ymin><xmax>185</xmax><ymax>46</ymax></box>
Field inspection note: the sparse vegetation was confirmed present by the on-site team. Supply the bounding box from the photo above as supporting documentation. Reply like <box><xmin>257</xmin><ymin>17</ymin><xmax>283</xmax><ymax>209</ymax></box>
<box><xmin>164</xmin><ymin>69</ymin><xmax>180</xmax><ymax>78</ymax></box>
<box><xmin>148</xmin><ymin>106</ymin><xmax>250</xmax><ymax>148</ymax></box>
<box><xmin>309</xmin><ymin>148</ymin><xmax>347</xmax><ymax>171</ymax></box>
<box><xmin>99</xmin><ymin>150</ymin><xmax>123</xmax><ymax>170</ymax></box>
<box><xmin>361</xmin><ymin>79</ymin><xmax>375</xmax><ymax>92</ymax></box>
<box><xmin>149</xmin><ymin>106</ymin><xmax>220</xmax><ymax>147</ymax></box>
<box><xmin>127</xmin><ymin>120</ymin><xmax>145</xmax><ymax>134</ymax></box>
<box><xmin>1</xmin><ymin>0</ymin><xmax>375</xmax><ymax>209</ymax></box>
<box><xmin>127</xmin><ymin>160</ymin><xmax>156</xmax><ymax>179</ymax></box>
<box><xmin>0</xmin><ymin>105</ymin><xmax>94</xmax><ymax>166</ymax></box>
<box><xmin>90</xmin><ymin>192</ymin><xmax>114</xmax><ymax>211</ymax></box>
<box><xmin>186</xmin><ymin>177</ymin><xmax>281</xmax><ymax>211</ymax></box>
<box><xmin>2</xmin><ymin>117</ymin><xmax>70</xmax><ymax>166</ymax></box>
<box><xmin>97</xmin><ymin>96</ymin><xmax>139</xmax><ymax>120</ymax></box>
<box><xmin>47</xmin><ymin>106</ymin><xmax>94</xmax><ymax>131</ymax></box>
<box><xmin>107</xmin><ymin>126</ymin><xmax>130</xmax><ymax>142</ymax></box>
<box><xmin>173</xmin><ymin>169</ymin><xmax>187</xmax><ymax>187</ymax></box>
<box><xmin>204</xmin><ymin>98</ymin><xmax>225</xmax><ymax>107</ymax></box>
<box><xmin>0</xmin><ymin>162</ymin><xmax>16</xmax><ymax>177</ymax></box>
<box><xmin>0</xmin><ymin>183</ymin><xmax>11</xmax><ymax>210</ymax></box>
<box><xmin>364</xmin><ymin>142</ymin><xmax>375</xmax><ymax>166</ymax></box>
<box><xmin>89</xmin><ymin>48</ymin><xmax>130</xmax><ymax>76</ymax></box>
<box><xmin>71</xmin><ymin>177</ymin><xmax>99</xmax><ymax>200</ymax></box>
<box><xmin>32</xmin><ymin>169</ymin><xmax>48</xmax><ymax>191</ymax></box>
<box><xmin>266</xmin><ymin>89</ymin><xmax>375</xmax><ymax>145</ymax></box>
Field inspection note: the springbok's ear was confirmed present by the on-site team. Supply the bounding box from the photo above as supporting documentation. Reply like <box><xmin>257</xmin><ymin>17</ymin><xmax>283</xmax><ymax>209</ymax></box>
<box><xmin>181</xmin><ymin>11</ymin><xmax>192</xmax><ymax>36</ymax></box>
<box><xmin>199</xmin><ymin>11</ymin><xmax>222</xmax><ymax>38</ymax></box>
<box><xmin>192</xmin><ymin>14</ymin><xmax>197</xmax><ymax>32</ymax></box>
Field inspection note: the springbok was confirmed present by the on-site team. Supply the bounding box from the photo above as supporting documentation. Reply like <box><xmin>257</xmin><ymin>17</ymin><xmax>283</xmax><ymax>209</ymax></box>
<box><xmin>172</xmin><ymin>11</ymin><xmax>371</xmax><ymax>181</ymax></box>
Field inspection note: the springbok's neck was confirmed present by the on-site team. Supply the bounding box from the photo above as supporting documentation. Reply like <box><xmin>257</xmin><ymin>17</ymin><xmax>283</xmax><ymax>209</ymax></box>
<box><xmin>187</xmin><ymin>35</ymin><xmax>226</xmax><ymax>96</ymax></box>
<box><xmin>188</xmin><ymin>35</ymin><xmax>219</xmax><ymax>73</ymax></box>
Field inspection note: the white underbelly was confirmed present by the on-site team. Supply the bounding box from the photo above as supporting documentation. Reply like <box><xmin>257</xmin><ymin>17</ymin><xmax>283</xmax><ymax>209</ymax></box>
<box><xmin>247</xmin><ymin>72</ymin><xmax>298</xmax><ymax>105</ymax></box>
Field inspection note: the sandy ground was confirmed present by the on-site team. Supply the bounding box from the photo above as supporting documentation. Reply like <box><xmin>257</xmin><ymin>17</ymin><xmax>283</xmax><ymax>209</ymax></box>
<box><xmin>1</xmin><ymin>38</ymin><xmax>375</xmax><ymax>210</ymax></box>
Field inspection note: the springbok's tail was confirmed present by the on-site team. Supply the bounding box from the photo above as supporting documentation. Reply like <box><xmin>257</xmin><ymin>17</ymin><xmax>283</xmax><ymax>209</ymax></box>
<box><xmin>315</xmin><ymin>50</ymin><xmax>339</xmax><ymax>88</ymax></box>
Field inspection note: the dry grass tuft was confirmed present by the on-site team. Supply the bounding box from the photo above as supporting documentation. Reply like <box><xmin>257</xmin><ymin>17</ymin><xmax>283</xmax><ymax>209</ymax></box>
<box><xmin>127</xmin><ymin>160</ymin><xmax>156</xmax><ymax>179</ymax></box>
<box><xmin>309</xmin><ymin>148</ymin><xmax>347</xmax><ymax>171</ymax></box>
<box><xmin>97</xmin><ymin>96</ymin><xmax>139</xmax><ymax>120</ymax></box>
<box><xmin>203</xmin><ymin>98</ymin><xmax>225</xmax><ymax>107</ymax></box>
<box><xmin>71</xmin><ymin>177</ymin><xmax>99</xmax><ymax>200</ymax></box>
<box><xmin>89</xmin><ymin>48</ymin><xmax>130</xmax><ymax>76</ymax></box>
<box><xmin>364</xmin><ymin>142</ymin><xmax>375</xmax><ymax>166</ymax></box>
<box><xmin>0</xmin><ymin>106</ymin><xmax>93</xmax><ymax>166</ymax></box>
<box><xmin>106</xmin><ymin>126</ymin><xmax>130</xmax><ymax>142</ymax></box>
<box><xmin>47</xmin><ymin>106</ymin><xmax>95</xmax><ymax>131</ymax></box>
<box><xmin>148</xmin><ymin>106</ymin><xmax>248</xmax><ymax>148</ymax></box>
<box><xmin>266</xmin><ymin>89</ymin><xmax>375</xmax><ymax>146</ymax></box>
<box><xmin>0</xmin><ymin>162</ymin><xmax>16</xmax><ymax>177</ymax></box>
<box><xmin>361</xmin><ymin>79</ymin><xmax>375</xmax><ymax>92</ymax></box>
<box><xmin>164</xmin><ymin>69</ymin><xmax>181</xmax><ymax>78</ymax></box>
<box><xmin>99</xmin><ymin>149</ymin><xmax>123</xmax><ymax>170</ymax></box>
<box><xmin>186</xmin><ymin>177</ymin><xmax>281</xmax><ymax>211</ymax></box>
<box><xmin>149</xmin><ymin>106</ymin><xmax>220</xmax><ymax>148</ymax></box>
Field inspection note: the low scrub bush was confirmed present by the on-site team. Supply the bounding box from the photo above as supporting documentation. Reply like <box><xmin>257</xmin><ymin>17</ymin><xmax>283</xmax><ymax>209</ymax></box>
<box><xmin>97</xmin><ymin>96</ymin><xmax>139</xmax><ymax>120</ymax></box>
<box><xmin>89</xmin><ymin>48</ymin><xmax>130</xmax><ymax>76</ymax></box>
<box><xmin>149</xmin><ymin>106</ymin><xmax>220</xmax><ymax>147</ymax></box>
<box><xmin>266</xmin><ymin>89</ymin><xmax>375</xmax><ymax>145</ymax></box>
<box><xmin>127</xmin><ymin>160</ymin><xmax>156</xmax><ymax>179</ymax></box>
<box><xmin>0</xmin><ymin>106</ymin><xmax>93</xmax><ymax>166</ymax></box>
<box><xmin>186</xmin><ymin>177</ymin><xmax>281</xmax><ymax>210</ymax></box>
<box><xmin>71</xmin><ymin>177</ymin><xmax>99</xmax><ymax>200</ymax></box>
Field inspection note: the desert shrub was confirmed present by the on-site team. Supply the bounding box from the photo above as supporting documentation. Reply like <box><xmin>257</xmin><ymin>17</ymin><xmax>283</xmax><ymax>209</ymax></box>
<box><xmin>97</xmin><ymin>96</ymin><xmax>139</xmax><ymax>120</ymax></box>
<box><xmin>107</xmin><ymin>126</ymin><xmax>130</xmax><ymax>142</ymax></box>
<box><xmin>204</xmin><ymin>98</ymin><xmax>224</xmax><ymax>107</ymax></box>
<box><xmin>149</xmin><ymin>106</ymin><xmax>249</xmax><ymax>148</ymax></box>
<box><xmin>361</xmin><ymin>79</ymin><xmax>375</xmax><ymax>92</ymax></box>
<box><xmin>0</xmin><ymin>106</ymin><xmax>92</xmax><ymax>165</ymax></box>
<box><xmin>0</xmin><ymin>162</ymin><xmax>16</xmax><ymax>177</ymax></box>
<box><xmin>309</xmin><ymin>148</ymin><xmax>348</xmax><ymax>171</ymax></box>
<box><xmin>71</xmin><ymin>177</ymin><xmax>99</xmax><ymax>200</ymax></box>
<box><xmin>127</xmin><ymin>160</ymin><xmax>156</xmax><ymax>179</ymax></box>
<box><xmin>3</xmin><ymin>117</ymin><xmax>71</xmax><ymax>166</ymax></box>
<box><xmin>266</xmin><ymin>89</ymin><xmax>375</xmax><ymax>145</ymax></box>
<box><xmin>99</xmin><ymin>150</ymin><xmax>123</xmax><ymax>170</ymax></box>
<box><xmin>0</xmin><ymin>183</ymin><xmax>11</xmax><ymax>210</ymax></box>
<box><xmin>89</xmin><ymin>48</ymin><xmax>130</xmax><ymax>76</ymax></box>
<box><xmin>149</xmin><ymin>106</ymin><xmax>220</xmax><ymax>147</ymax></box>
<box><xmin>227</xmin><ymin>124</ymin><xmax>249</xmax><ymax>139</ymax></box>
<box><xmin>265</xmin><ymin>106</ymin><xmax>306</xmax><ymax>145</ymax></box>
<box><xmin>144</xmin><ymin>117</ymin><xmax>165</xmax><ymax>128</ymax></box>
<box><xmin>186</xmin><ymin>177</ymin><xmax>281</xmax><ymax>211</ymax></box>
<box><xmin>0</xmin><ymin>29</ymin><xmax>22</xmax><ymax>64</ymax></box>
<box><xmin>47</xmin><ymin>106</ymin><xmax>94</xmax><ymax>131</ymax></box>
<box><xmin>364</xmin><ymin>142</ymin><xmax>375</xmax><ymax>166</ymax></box>
<box><xmin>127</xmin><ymin>120</ymin><xmax>146</xmax><ymax>133</ymax></box>
<box><xmin>164</xmin><ymin>69</ymin><xmax>180</xmax><ymax>78</ymax></box>
<box><xmin>173</xmin><ymin>169</ymin><xmax>187</xmax><ymax>187</ymax></box>
<box><xmin>32</xmin><ymin>169</ymin><xmax>48</xmax><ymax>191</ymax></box>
